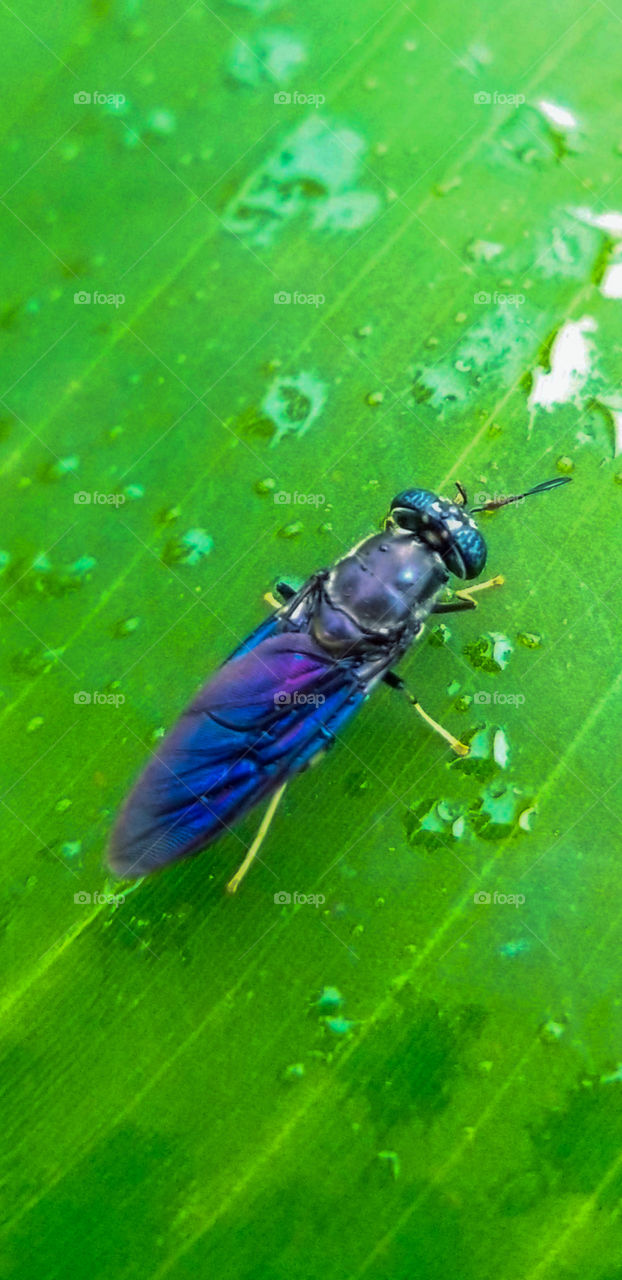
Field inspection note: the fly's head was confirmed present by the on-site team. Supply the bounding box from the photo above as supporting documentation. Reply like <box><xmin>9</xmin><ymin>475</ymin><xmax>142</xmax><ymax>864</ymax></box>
<box><xmin>386</xmin><ymin>477</ymin><xmax>572</xmax><ymax>581</ymax></box>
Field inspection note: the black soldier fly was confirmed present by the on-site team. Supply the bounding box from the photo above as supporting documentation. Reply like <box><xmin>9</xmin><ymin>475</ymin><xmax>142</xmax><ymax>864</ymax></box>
<box><xmin>107</xmin><ymin>476</ymin><xmax>571</xmax><ymax>891</ymax></box>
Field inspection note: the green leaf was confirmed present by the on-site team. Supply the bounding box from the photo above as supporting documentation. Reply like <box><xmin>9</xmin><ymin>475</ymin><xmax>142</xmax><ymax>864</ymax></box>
<box><xmin>1</xmin><ymin>3</ymin><xmax>622</xmax><ymax>1279</ymax></box>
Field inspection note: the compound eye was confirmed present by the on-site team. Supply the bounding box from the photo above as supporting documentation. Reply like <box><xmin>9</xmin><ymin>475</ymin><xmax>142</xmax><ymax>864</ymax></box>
<box><xmin>389</xmin><ymin>488</ymin><xmax>437</xmax><ymax>529</ymax></box>
<box><xmin>448</xmin><ymin>525</ymin><xmax>487</xmax><ymax>579</ymax></box>
<box><xmin>389</xmin><ymin>488</ymin><xmax>486</xmax><ymax>579</ymax></box>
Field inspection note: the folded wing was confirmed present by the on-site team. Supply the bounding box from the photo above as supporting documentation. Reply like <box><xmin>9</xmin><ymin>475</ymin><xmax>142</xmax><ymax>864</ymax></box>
<box><xmin>107</xmin><ymin>628</ymin><xmax>367</xmax><ymax>878</ymax></box>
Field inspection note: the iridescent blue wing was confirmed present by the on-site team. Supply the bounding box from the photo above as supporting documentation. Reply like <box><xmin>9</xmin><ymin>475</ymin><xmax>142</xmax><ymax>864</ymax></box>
<box><xmin>107</xmin><ymin>628</ymin><xmax>368</xmax><ymax>878</ymax></box>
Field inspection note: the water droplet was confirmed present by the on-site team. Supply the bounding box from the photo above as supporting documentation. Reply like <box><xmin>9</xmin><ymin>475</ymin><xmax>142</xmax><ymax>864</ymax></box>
<box><xmin>164</xmin><ymin>528</ymin><xmax>213</xmax><ymax>565</ymax></box>
<box><xmin>313</xmin><ymin>189</ymin><xmax>381</xmax><ymax>232</ymax></box>
<box><xmin>377</xmin><ymin>1150</ymin><xmax>401</xmax><ymax>1179</ymax></box>
<box><xmin>262</xmin><ymin>371</ymin><xmax>327</xmax><ymax>445</ymax></box>
<box><xmin>459</xmin><ymin>42</ymin><xmax>493</xmax><ymax>75</ymax></box>
<box><xmin>43</xmin><ymin>455</ymin><xmax>80</xmax><ymax>481</ymax></box>
<box><xmin>12</xmin><ymin>647</ymin><xmax>64</xmax><ymax>677</ymax></box>
<box><xmin>466</xmin><ymin>239</ymin><xmax>503</xmax><ymax>263</ymax></box>
<box><xmin>428</xmin><ymin>623</ymin><xmax>451</xmax><ymax>647</ymax></box>
<box><xmin>518</xmin><ymin>805</ymin><xmax>537</xmax><ymax>832</ymax></box>
<box><xmin>556</xmin><ymin>456</ymin><xmax>575</xmax><ymax>475</ymax></box>
<box><xmin>60</xmin><ymin>840</ymin><xmax>82</xmax><ymax>861</ymax></box>
<box><xmin>226</xmin><ymin>29</ymin><xmax>306</xmax><ymax>88</ymax></box>
<box><xmin>116</xmin><ymin>616</ymin><xmax>140</xmax><ymax>637</ymax></box>
<box><xmin>540</xmin><ymin>1018</ymin><xmax>566</xmax><ymax>1043</ymax></box>
<box><xmin>433</xmin><ymin>175</ymin><xmax>462</xmax><ymax>196</ymax></box>
<box><xmin>283</xmin><ymin>1062</ymin><xmax>305</xmax><ymax>1081</ymax></box>
<box><xmin>464</xmin><ymin>631</ymin><xmax>512</xmax><ymax>672</ymax></box>
<box><xmin>325</xmin><ymin>1016</ymin><xmax>354</xmax><ymax>1036</ymax></box>
<box><xmin>499</xmin><ymin>938</ymin><xmax>530</xmax><ymax>958</ymax></box>
<box><xmin>145</xmin><ymin>108</ymin><xmax>176</xmax><ymax>138</ymax></box>
<box><xmin>517</xmin><ymin>631</ymin><xmax>542</xmax><ymax>649</ymax></box>
<box><xmin>590</xmin><ymin>393</ymin><xmax>622</xmax><ymax>457</ymax></box>
<box><xmin>470</xmin><ymin>783</ymin><xmax>530</xmax><ymax>839</ymax></box>
<box><xmin>315</xmin><ymin>986</ymin><xmax>343</xmax><ymax>1012</ymax></box>
<box><xmin>537</xmin><ymin>99</ymin><xmax>579</xmax><ymax>134</ymax></box>
<box><xmin>223</xmin><ymin>117</ymin><xmax>381</xmax><ymax>246</ymax></box>
<box><xmin>601</xmin><ymin>250</ymin><xmax>622</xmax><ymax>298</ymax></box>
<box><xmin>405</xmin><ymin>797</ymin><xmax>466</xmax><ymax>847</ymax></box>
<box><xmin>493</xmin><ymin>729</ymin><xmax>509</xmax><ymax>769</ymax></box>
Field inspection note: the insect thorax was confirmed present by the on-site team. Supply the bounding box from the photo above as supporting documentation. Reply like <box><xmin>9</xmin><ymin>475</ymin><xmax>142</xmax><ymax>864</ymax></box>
<box><xmin>310</xmin><ymin>531</ymin><xmax>448</xmax><ymax>656</ymax></box>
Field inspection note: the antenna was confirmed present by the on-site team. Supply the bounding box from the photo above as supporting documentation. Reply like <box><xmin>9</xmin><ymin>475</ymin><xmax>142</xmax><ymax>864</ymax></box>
<box><xmin>470</xmin><ymin>476</ymin><xmax>572</xmax><ymax>514</ymax></box>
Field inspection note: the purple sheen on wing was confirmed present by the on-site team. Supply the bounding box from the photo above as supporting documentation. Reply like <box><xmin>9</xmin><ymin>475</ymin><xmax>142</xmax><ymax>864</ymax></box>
<box><xmin>107</xmin><ymin>632</ymin><xmax>365</xmax><ymax>879</ymax></box>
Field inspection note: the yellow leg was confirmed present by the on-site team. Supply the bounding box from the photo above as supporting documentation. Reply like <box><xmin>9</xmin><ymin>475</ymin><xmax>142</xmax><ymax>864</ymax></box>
<box><xmin>226</xmin><ymin>783</ymin><xmax>287</xmax><ymax>895</ymax></box>
<box><xmin>403</xmin><ymin>692</ymin><xmax>469</xmax><ymax>757</ymax></box>
<box><xmin>263</xmin><ymin>591</ymin><xmax>281</xmax><ymax>609</ymax></box>
<box><xmin>455</xmin><ymin>573</ymin><xmax>505</xmax><ymax>606</ymax></box>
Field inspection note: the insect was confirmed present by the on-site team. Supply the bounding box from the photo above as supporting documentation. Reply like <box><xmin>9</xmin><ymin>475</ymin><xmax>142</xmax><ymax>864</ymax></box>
<box><xmin>107</xmin><ymin>476</ymin><xmax>571</xmax><ymax>890</ymax></box>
